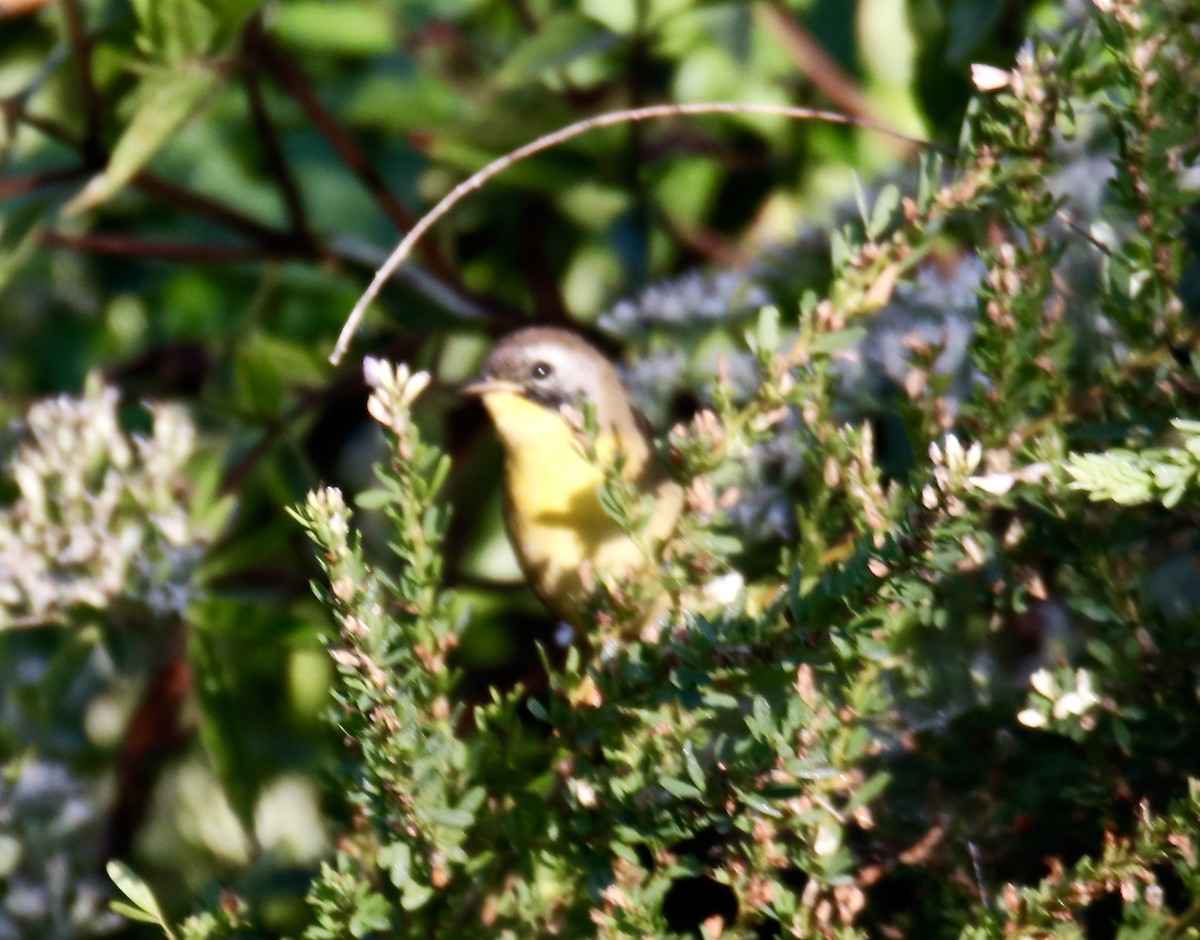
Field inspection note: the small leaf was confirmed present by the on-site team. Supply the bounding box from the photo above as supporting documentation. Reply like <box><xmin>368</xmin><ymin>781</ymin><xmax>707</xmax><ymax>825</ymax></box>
<box><xmin>65</xmin><ymin>64</ymin><xmax>220</xmax><ymax>216</ymax></box>
<box><xmin>424</xmin><ymin>805</ymin><xmax>475</xmax><ymax>829</ymax></box>
<box><xmin>355</xmin><ymin>488</ymin><xmax>394</xmax><ymax>511</ymax></box>
<box><xmin>401</xmin><ymin>879</ymin><xmax>434</xmax><ymax>911</ymax></box>
<box><xmin>526</xmin><ymin>697</ymin><xmax>549</xmax><ymax>721</ymax></box>
<box><xmin>868</xmin><ymin>184</ymin><xmax>901</xmax><ymax>240</ymax></box>
<box><xmin>917</xmin><ymin>151</ymin><xmax>943</xmax><ymax>213</ymax></box>
<box><xmin>845</xmin><ymin>771</ymin><xmax>891</xmax><ymax>811</ymax></box>
<box><xmin>109</xmin><ymin>901</ymin><xmax>165</xmax><ymax>925</ymax></box>
<box><xmin>497</xmin><ymin>12</ymin><xmax>620</xmax><ymax>87</ymax></box>
<box><xmin>812</xmin><ymin>326</ymin><xmax>868</xmax><ymax>356</ymax></box>
<box><xmin>852</xmin><ymin>172</ymin><xmax>870</xmax><ymax>229</ymax></box>
<box><xmin>131</xmin><ymin>0</ymin><xmax>223</xmax><ymax>60</ymax></box>
<box><xmin>107</xmin><ymin>861</ymin><xmax>170</xmax><ymax>931</ymax></box>
<box><xmin>379</xmin><ymin>842</ymin><xmax>412</xmax><ymax>889</ymax></box>
<box><xmin>660</xmin><ymin>776</ymin><xmax>702</xmax><ymax>800</ymax></box>
<box><xmin>683</xmin><ymin>743</ymin><xmax>706</xmax><ymax>791</ymax></box>
<box><xmin>275</xmin><ymin>0</ymin><xmax>395</xmax><ymax>56</ymax></box>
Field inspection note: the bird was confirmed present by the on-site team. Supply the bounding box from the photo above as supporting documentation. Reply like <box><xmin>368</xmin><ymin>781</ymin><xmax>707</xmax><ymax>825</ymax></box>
<box><xmin>464</xmin><ymin>327</ymin><xmax>684</xmax><ymax>627</ymax></box>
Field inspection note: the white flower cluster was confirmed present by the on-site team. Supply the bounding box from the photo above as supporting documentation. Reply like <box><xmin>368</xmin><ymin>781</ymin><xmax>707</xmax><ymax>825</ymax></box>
<box><xmin>0</xmin><ymin>376</ymin><xmax>201</xmax><ymax>625</ymax></box>
<box><xmin>922</xmin><ymin>433</ymin><xmax>984</xmax><ymax>517</ymax></box>
<box><xmin>363</xmin><ymin>357</ymin><xmax>431</xmax><ymax>440</ymax></box>
<box><xmin>1017</xmin><ymin>667</ymin><xmax>1102</xmax><ymax>731</ymax></box>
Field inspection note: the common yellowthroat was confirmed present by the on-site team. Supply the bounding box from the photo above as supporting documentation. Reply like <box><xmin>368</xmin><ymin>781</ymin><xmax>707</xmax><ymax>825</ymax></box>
<box><xmin>464</xmin><ymin>328</ymin><xmax>683</xmax><ymax>625</ymax></box>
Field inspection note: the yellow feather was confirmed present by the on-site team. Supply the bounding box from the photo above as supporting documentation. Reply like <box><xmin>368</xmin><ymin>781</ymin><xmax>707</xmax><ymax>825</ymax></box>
<box><xmin>479</xmin><ymin>391</ymin><xmax>678</xmax><ymax>622</ymax></box>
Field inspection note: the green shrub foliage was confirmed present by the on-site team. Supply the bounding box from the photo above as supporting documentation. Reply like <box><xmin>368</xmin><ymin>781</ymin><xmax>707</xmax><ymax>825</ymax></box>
<box><xmin>3</xmin><ymin>0</ymin><xmax>1200</xmax><ymax>937</ymax></box>
<box><xmin>284</xmin><ymin>4</ymin><xmax>1200</xmax><ymax>935</ymax></box>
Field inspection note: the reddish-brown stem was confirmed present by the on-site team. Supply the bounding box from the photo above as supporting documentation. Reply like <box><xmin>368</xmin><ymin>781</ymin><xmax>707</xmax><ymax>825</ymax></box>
<box><xmin>131</xmin><ymin>172</ymin><xmax>301</xmax><ymax>248</ymax></box>
<box><xmin>2</xmin><ymin>102</ymin><xmax>80</xmax><ymax>147</ymax></box>
<box><xmin>60</xmin><ymin>0</ymin><xmax>103</xmax><ymax>164</ymax></box>
<box><xmin>758</xmin><ymin>2</ymin><xmax>913</xmax><ymax>157</ymax></box>
<box><xmin>252</xmin><ymin>32</ymin><xmax>412</xmax><ymax>231</ymax></box>
<box><xmin>0</xmin><ymin>165</ymin><xmax>88</xmax><ymax>198</ymax></box>
<box><xmin>39</xmin><ymin>230</ymin><xmax>274</xmax><ymax>263</ymax></box>
<box><xmin>241</xmin><ymin>22</ymin><xmax>311</xmax><ymax>240</ymax></box>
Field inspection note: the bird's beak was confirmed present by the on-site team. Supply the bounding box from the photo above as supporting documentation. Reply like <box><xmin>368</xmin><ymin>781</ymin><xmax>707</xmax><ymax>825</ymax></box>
<box><xmin>461</xmin><ymin>377</ymin><xmax>522</xmax><ymax>398</ymax></box>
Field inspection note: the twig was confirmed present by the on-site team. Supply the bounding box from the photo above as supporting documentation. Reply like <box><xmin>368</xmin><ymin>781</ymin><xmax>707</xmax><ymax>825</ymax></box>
<box><xmin>661</xmin><ymin>214</ymin><xmax>750</xmax><ymax>269</ymax></box>
<box><xmin>331</xmin><ymin>101</ymin><xmax>940</xmax><ymax>364</ymax></box>
<box><xmin>1054</xmin><ymin>208</ymin><xmax>1113</xmax><ymax>256</ymax></box>
<box><xmin>2</xmin><ymin>101</ymin><xmax>80</xmax><ymax>147</ymax></box>
<box><xmin>39</xmin><ymin>230</ymin><xmax>272</xmax><ymax>263</ymax></box>
<box><xmin>254</xmin><ymin>30</ymin><xmax>477</xmax><ymax>294</ymax></box>
<box><xmin>758</xmin><ymin>3</ymin><xmax>888</xmax><ymax>137</ymax></box>
<box><xmin>0</xmin><ymin>165</ymin><xmax>87</xmax><ymax>198</ymax></box>
<box><xmin>61</xmin><ymin>0</ymin><xmax>103</xmax><ymax>164</ymax></box>
<box><xmin>253</xmin><ymin>31</ymin><xmax>416</xmax><ymax>234</ymax></box>
<box><xmin>131</xmin><ymin>172</ymin><xmax>297</xmax><ymax>246</ymax></box>
<box><xmin>4</xmin><ymin>64</ymin><xmax>500</xmax><ymax>327</ymax></box>
<box><xmin>241</xmin><ymin>21</ymin><xmax>311</xmax><ymax>240</ymax></box>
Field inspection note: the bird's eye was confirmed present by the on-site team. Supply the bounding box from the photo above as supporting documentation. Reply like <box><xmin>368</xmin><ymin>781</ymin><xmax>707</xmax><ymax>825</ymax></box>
<box><xmin>531</xmin><ymin>361</ymin><xmax>553</xmax><ymax>380</ymax></box>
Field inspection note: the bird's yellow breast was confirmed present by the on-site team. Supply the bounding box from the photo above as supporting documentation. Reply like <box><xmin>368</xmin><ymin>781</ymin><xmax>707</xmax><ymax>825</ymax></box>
<box><xmin>480</xmin><ymin>391</ymin><xmax>663</xmax><ymax>620</ymax></box>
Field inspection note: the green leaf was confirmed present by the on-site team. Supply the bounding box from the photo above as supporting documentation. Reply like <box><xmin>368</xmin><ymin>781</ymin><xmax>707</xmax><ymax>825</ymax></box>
<box><xmin>497</xmin><ymin>12</ymin><xmax>620</xmax><ymax>87</ymax></box>
<box><xmin>355</xmin><ymin>488</ymin><xmax>395</xmax><ymax>511</ymax></box>
<box><xmin>424</xmin><ymin>805</ymin><xmax>476</xmax><ymax>829</ymax></box>
<box><xmin>379</xmin><ymin>842</ymin><xmax>412</xmax><ymax>889</ymax></box>
<box><xmin>131</xmin><ymin>0</ymin><xmax>222</xmax><ymax>60</ymax></box>
<box><xmin>868</xmin><ymin>184</ymin><xmax>901</xmax><ymax>240</ymax></box>
<box><xmin>683</xmin><ymin>743</ymin><xmax>706</xmax><ymax>791</ymax></box>
<box><xmin>660</xmin><ymin>776</ymin><xmax>703</xmax><ymax>800</ymax></box>
<box><xmin>107</xmin><ymin>861</ymin><xmax>171</xmax><ymax>934</ymax></box>
<box><xmin>234</xmin><ymin>338</ymin><xmax>285</xmax><ymax>418</ymax></box>
<box><xmin>845</xmin><ymin>771</ymin><xmax>891</xmax><ymax>811</ymax></box>
<box><xmin>65</xmin><ymin>64</ymin><xmax>220</xmax><ymax>216</ymax></box>
<box><xmin>811</xmin><ymin>326</ymin><xmax>868</xmax><ymax>356</ymax></box>
<box><xmin>852</xmin><ymin>172</ymin><xmax>870</xmax><ymax>230</ymax></box>
<box><xmin>347</xmin><ymin>74</ymin><xmax>463</xmax><ymax>132</ymax></box>
<box><xmin>189</xmin><ymin>631</ymin><xmax>261</xmax><ymax>833</ymax></box>
<box><xmin>275</xmin><ymin>0</ymin><xmax>395</xmax><ymax>56</ymax></box>
<box><xmin>109</xmin><ymin>901</ymin><xmax>165</xmax><ymax>925</ymax></box>
<box><xmin>400</xmin><ymin>879</ymin><xmax>434</xmax><ymax>911</ymax></box>
<box><xmin>917</xmin><ymin>150</ymin><xmax>943</xmax><ymax>213</ymax></box>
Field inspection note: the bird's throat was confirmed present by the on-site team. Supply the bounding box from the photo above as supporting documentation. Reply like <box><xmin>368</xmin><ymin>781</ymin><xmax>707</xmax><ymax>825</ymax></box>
<box><xmin>480</xmin><ymin>390</ymin><xmax>649</xmax><ymax>619</ymax></box>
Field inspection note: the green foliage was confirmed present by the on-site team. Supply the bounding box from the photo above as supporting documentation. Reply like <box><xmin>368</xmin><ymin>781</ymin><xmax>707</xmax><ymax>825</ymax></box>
<box><xmin>3</xmin><ymin>0</ymin><xmax>1200</xmax><ymax>937</ymax></box>
<box><xmin>1064</xmin><ymin>420</ymin><xmax>1200</xmax><ymax>508</ymax></box>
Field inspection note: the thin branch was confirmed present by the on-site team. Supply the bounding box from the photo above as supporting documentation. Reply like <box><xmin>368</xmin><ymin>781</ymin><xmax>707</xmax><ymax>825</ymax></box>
<box><xmin>758</xmin><ymin>4</ymin><xmax>884</xmax><ymax>131</ymax></box>
<box><xmin>0</xmin><ymin>0</ymin><xmax>59</xmax><ymax>15</ymax></box>
<box><xmin>39</xmin><ymin>230</ymin><xmax>273</xmax><ymax>263</ymax></box>
<box><xmin>331</xmin><ymin>101</ymin><xmax>942</xmax><ymax>364</ymax></box>
<box><xmin>4</xmin><ymin>73</ymin><xmax>500</xmax><ymax>326</ymax></box>
<box><xmin>131</xmin><ymin>172</ymin><xmax>299</xmax><ymax>247</ymax></box>
<box><xmin>0</xmin><ymin>101</ymin><xmax>278</xmax><ymax>253</ymax></box>
<box><xmin>253</xmin><ymin>30</ymin><xmax>477</xmax><ymax>293</ymax></box>
<box><xmin>241</xmin><ymin>22</ymin><xmax>311</xmax><ymax>240</ymax></box>
<box><xmin>1</xmin><ymin>101</ymin><xmax>80</xmax><ymax>148</ymax></box>
<box><xmin>37</xmin><ymin>225</ymin><xmax>497</xmax><ymax>323</ymax></box>
<box><xmin>0</xmin><ymin>165</ymin><xmax>87</xmax><ymax>198</ymax></box>
<box><xmin>253</xmin><ymin>32</ymin><xmax>416</xmax><ymax>234</ymax></box>
<box><xmin>661</xmin><ymin>213</ymin><xmax>750</xmax><ymax>269</ymax></box>
<box><xmin>1054</xmin><ymin>208</ymin><xmax>1114</xmax><ymax>256</ymax></box>
<box><xmin>61</xmin><ymin>0</ymin><xmax>103</xmax><ymax>164</ymax></box>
